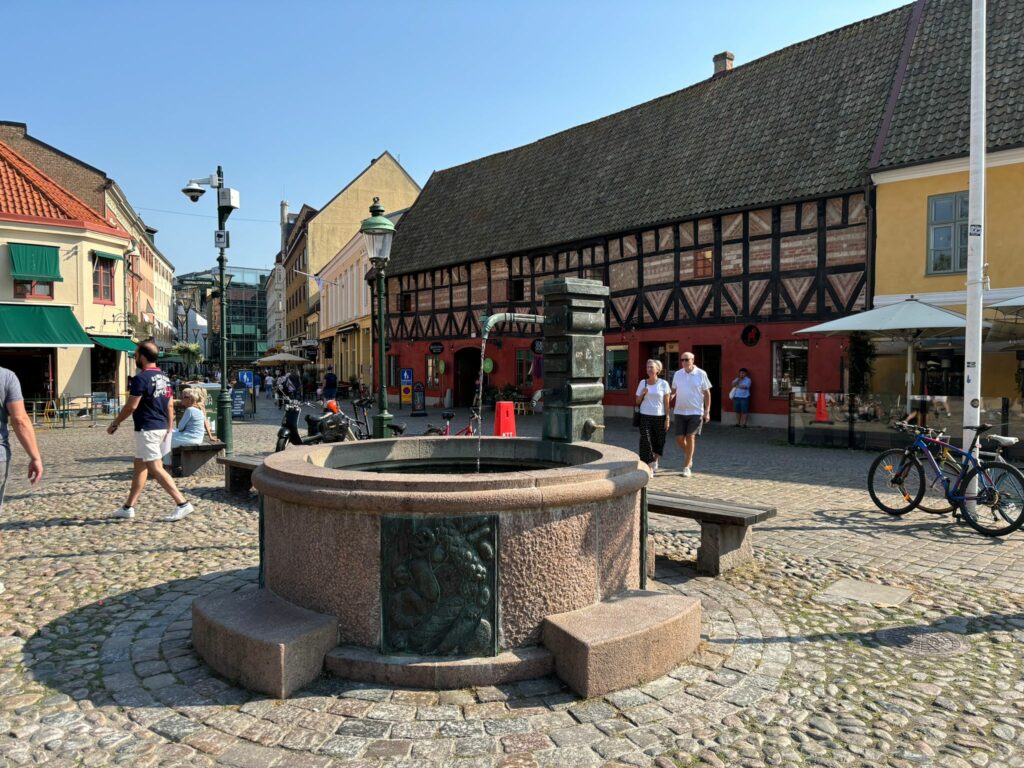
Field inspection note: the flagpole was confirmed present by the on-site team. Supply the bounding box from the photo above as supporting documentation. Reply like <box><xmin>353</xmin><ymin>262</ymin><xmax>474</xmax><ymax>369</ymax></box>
<box><xmin>963</xmin><ymin>0</ymin><xmax>986</xmax><ymax>452</ymax></box>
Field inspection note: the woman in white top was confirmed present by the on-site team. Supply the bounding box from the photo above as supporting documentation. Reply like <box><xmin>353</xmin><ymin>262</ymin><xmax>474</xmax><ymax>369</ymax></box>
<box><xmin>635</xmin><ymin>359</ymin><xmax>672</xmax><ymax>471</ymax></box>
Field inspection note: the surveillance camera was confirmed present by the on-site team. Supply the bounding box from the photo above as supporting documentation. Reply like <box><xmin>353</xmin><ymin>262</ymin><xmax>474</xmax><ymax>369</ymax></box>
<box><xmin>182</xmin><ymin>182</ymin><xmax>206</xmax><ymax>202</ymax></box>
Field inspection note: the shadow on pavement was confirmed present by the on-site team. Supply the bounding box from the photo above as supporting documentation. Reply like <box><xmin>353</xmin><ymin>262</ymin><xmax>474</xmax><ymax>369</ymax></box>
<box><xmin>23</xmin><ymin>568</ymin><xmax>258</xmax><ymax>709</ymax></box>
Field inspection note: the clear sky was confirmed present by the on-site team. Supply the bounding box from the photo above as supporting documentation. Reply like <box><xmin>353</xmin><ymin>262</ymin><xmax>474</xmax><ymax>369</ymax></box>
<box><xmin>4</xmin><ymin>0</ymin><xmax>907</xmax><ymax>275</ymax></box>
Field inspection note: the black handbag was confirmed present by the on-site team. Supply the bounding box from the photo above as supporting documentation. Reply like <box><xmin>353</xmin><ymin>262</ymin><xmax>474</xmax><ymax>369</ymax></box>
<box><xmin>633</xmin><ymin>408</ymin><xmax>641</xmax><ymax>428</ymax></box>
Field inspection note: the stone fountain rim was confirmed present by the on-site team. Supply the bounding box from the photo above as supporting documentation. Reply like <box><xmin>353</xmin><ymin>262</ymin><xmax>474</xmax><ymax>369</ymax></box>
<box><xmin>253</xmin><ymin>437</ymin><xmax>650</xmax><ymax>513</ymax></box>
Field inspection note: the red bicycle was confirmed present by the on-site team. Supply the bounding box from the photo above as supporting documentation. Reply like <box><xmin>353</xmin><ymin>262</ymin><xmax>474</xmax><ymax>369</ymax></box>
<box><xmin>427</xmin><ymin>409</ymin><xmax>476</xmax><ymax>436</ymax></box>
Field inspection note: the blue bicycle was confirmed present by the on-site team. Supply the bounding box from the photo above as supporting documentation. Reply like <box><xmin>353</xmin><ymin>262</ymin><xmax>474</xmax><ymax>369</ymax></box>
<box><xmin>867</xmin><ymin>422</ymin><xmax>1024</xmax><ymax>537</ymax></box>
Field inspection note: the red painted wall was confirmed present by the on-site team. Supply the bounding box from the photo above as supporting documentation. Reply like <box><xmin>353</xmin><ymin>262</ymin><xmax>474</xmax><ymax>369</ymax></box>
<box><xmin>377</xmin><ymin>320</ymin><xmax>846</xmax><ymax>416</ymax></box>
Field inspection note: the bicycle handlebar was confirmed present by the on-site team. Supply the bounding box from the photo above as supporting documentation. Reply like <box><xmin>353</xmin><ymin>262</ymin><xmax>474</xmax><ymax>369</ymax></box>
<box><xmin>892</xmin><ymin>421</ymin><xmax>947</xmax><ymax>439</ymax></box>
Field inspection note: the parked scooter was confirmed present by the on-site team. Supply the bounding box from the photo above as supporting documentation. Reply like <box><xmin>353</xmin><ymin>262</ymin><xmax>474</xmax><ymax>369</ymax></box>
<box><xmin>275</xmin><ymin>397</ymin><xmax>358</xmax><ymax>452</ymax></box>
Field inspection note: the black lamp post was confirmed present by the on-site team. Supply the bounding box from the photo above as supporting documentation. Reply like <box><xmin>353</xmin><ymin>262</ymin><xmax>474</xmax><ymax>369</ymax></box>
<box><xmin>360</xmin><ymin>198</ymin><xmax>395</xmax><ymax>439</ymax></box>
<box><xmin>182</xmin><ymin>167</ymin><xmax>239</xmax><ymax>454</ymax></box>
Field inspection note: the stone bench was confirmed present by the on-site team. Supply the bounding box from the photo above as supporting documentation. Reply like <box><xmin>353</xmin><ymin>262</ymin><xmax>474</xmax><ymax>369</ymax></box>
<box><xmin>543</xmin><ymin>590</ymin><xmax>701</xmax><ymax>697</ymax></box>
<box><xmin>169</xmin><ymin>441</ymin><xmax>226</xmax><ymax>478</ymax></box>
<box><xmin>216</xmin><ymin>454</ymin><xmax>264</xmax><ymax>493</ymax></box>
<box><xmin>192</xmin><ymin>589</ymin><xmax>337</xmax><ymax>699</ymax></box>
<box><xmin>646</xmin><ymin>492</ymin><xmax>777</xmax><ymax>575</ymax></box>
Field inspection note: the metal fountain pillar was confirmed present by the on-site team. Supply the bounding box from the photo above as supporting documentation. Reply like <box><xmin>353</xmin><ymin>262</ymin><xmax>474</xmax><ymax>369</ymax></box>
<box><xmin>540</xmin><ymin>278</ymin><xmax>610</xmax><ymax>443</ymax></box>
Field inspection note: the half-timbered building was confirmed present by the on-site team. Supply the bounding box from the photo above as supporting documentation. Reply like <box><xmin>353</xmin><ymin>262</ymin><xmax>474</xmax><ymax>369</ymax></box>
<box><xmin>386</xmin><ymin>3</ymin><xmax>919</xmax><ymax>425</ymax></box>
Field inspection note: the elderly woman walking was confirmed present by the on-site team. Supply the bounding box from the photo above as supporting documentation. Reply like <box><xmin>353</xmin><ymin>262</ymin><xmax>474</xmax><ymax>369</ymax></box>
<box><xmin>635</xmin><ymin>359</ymin><xmax>672</xmax><ymax>472</ymax></box>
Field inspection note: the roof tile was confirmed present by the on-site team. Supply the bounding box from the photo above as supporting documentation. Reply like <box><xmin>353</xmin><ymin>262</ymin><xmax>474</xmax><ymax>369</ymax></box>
<box><xmin>0</xmin><ymin>139</ymin><xmax>115</xmax><ymax>229</ymax></box>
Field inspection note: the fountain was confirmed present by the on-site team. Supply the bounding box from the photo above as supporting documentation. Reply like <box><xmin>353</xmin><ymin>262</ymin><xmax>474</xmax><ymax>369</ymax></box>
<box><xmin>192</xmin><ymin>279</ymin><xmax>700</xmax><ymax>698</ymax></box>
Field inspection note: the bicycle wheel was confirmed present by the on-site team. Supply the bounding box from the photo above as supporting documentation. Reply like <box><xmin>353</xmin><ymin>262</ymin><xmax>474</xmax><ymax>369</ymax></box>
<box><xmin>918</xmin><ymin>455</ymin><xmax>960</xmax><ymax>514</ymax></box>
<box><xmin>868</xmin><ymin>449</ymin><xmax>925</xmax><ymax>515</ymax></box>
<box><xmin>957</xmin><ymin>460</ymin><xmax>1024</xmax><ymax>537</ymax></box>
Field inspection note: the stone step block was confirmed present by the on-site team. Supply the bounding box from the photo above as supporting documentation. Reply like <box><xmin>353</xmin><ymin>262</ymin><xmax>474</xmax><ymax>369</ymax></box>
<box><xmin>192</xmin><ymin>589</ymin><xmax>337</xmax><ymax>699</ymax></box>
<box><xmin>542</xmin><ymin>590</ymin><xmax>701</xmax><ymax>698</ymax></box>
<box><xmin>325</xmin><ymin>645</ymin><xmax>553</xmax><ymax>689</ymax></box>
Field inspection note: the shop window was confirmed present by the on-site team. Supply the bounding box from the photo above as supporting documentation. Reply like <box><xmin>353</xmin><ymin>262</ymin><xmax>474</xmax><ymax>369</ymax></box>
<box><xmin>927</xmin><ymin>191</ymin><xmax>969</xmax><ymax>274</ymax></box>
<box><xmin>510</xmin><ymin>278</ymin><xmax>525</xmax><ymax>302</ymax></box>
<box><xmin>772</xmin><ymin>340</ymin><xmax>808</xmax><ymax>397</ymax></box>
<box><xmin>606</xmin><ymin>345</ymin><xmax>629</xmax><ymax>391</ymax></box>
<box><xmin>694</xmin><ymin>248</ymin><xmax>713</xmax><ymax>279</ymax></box>
<box><xmin>13</xmin><ymin>280</ymin><xmax>53</xmax><ymax>300</ymax></box>
<box><xmin>516</xmin><ymin>349</ymin><xmax>533</xmax><ymax>388</ymax></box>
<box><xmin>425</xmin><ymin>355</ymin><xmax>440</xmax><ymax>388</ymax></box>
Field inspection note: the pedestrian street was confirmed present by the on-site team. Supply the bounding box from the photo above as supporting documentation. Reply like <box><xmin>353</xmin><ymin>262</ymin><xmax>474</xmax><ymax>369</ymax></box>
<box><xmin>2</xmin><ymin>400</ymin><xmax>1024</xmax><ymax>767</ymax></box>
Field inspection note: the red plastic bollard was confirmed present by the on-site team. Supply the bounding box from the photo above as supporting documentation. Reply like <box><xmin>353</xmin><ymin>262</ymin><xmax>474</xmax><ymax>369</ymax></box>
<box><xmin>494</xmin><ymin>401</ymin><xmax>517</xmax><ymax>437</ymax></box>
<box><xmin>813</xmin><ymin>392</ymin><xmax>832</xmax><ymax>423</ymax></box>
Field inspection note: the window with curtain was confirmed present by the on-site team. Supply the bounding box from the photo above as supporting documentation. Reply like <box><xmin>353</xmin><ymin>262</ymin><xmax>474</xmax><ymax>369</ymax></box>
<box><xmin>93</xmin><ymin>258</ymin><xmax>115</xmax><ymax>303</ymax></box>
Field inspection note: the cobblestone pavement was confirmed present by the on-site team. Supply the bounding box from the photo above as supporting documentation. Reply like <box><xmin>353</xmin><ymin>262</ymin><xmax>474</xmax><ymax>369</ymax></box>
<box><xmin>1</xmin><ymin>400</ymin><xmax>1024</xmax><ymax>766</ymax></box>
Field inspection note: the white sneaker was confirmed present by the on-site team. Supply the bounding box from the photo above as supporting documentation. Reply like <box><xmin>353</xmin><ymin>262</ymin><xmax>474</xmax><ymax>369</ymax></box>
<box><xmin>111</xmin><ymin>506</ymin><xmax>135</xmax><ymax>519</ymax></box>
<box><xmin>164</xmin><ymin>502</ymin><xmax>194</xmax><ymax>522</ymax></box>
<box><xmin>649</xmin><ymin>460</ymin><xmax>659</xmax><ymax>472</ymax></box>
<box><xmin>682</xmin><ymin>467</ymin><xmax>692</xmax><ymax>477</ymax></box>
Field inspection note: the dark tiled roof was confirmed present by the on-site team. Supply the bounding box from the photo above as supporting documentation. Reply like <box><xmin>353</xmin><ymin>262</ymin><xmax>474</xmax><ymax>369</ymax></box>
<box><xmin>389</xmin><ymin>5</ymin><xmax>912</xmax><ymax>275</ymax></box>
<box><xmin>876</xmin><ymin>0</ymin><xmax>1024</xmax><ymax>168</ymax></box>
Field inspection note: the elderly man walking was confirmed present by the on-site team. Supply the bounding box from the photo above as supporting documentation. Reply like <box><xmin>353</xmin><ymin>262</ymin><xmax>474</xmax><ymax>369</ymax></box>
<box><xmin>107</xmin><ymin>340</ymin><xmax>194</xmax><ymax>522</ymax></box>
<box><xmin>670</xmin><ymin>351</ymin><xmax>712</xmax><ymax>477</ymax></box>
<box><xmin>0</xmin><ymin>366</ymin><xmax>44</xmax><ymax>594</ymax></box>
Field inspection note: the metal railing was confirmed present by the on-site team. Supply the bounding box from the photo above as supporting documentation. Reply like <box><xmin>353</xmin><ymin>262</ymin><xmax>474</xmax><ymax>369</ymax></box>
<box><xmin>24</xmin><ymin>394</ymin><xmax>122</xmax><ymax>429</ymax></box>
<box><xmin>787</xmin><ymin>392</ymin><xmax>1020</xmax><ymax>459</ymax></box>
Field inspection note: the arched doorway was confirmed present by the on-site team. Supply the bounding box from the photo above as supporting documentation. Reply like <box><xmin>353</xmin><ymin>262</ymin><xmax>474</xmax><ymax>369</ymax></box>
<box><xmin>454</xmin><ymin>347</ymin><xmax>481</xmax><ymax>407</ymax></box>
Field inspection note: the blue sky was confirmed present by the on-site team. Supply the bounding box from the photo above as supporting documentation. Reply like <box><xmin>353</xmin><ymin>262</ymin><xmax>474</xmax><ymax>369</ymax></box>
<box><xmin>5</xmin><ymin>0</ymin><xmax>907</xmax><ymax>274</ymax></box>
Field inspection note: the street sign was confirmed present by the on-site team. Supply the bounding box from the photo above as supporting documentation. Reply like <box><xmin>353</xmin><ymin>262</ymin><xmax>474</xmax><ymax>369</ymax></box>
<box><xmin>400</xmin><ymin>384</ymin><xmax>412</xmax><ymax>406</ymax></box>
<box><xmin>399</xmin><ymin>367</ymin><xmax>413</xmax><ymax>385</ymax></box>
<box><xmin>411</xmin><ymin>382</ymin><xmax>427</xmax><ymax>415</ymax></box>
<box><xmin>214</xmin><ymin>230</ymin><xmax>230</xmax><ymax>249</ymax></box>
<box><xmin>237</xmin><ymin>369</ymin><xmax>253</xmax><ymax>389</ymax></box>
<box><xmin>429</xmin><ymin>342</ymin><xmax>444</xmax><ymax>355</ymax></box>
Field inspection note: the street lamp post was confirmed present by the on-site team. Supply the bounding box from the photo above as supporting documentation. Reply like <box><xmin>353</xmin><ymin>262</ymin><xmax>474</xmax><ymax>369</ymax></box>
<box><xmin>360</xmin><ymin>198</ymin><xmax>395</xmax><ymax>439</ymax></box>
<box><xmin>182</xmin><ymin>166</ymin><xmax>239</xmax><ymax>454</ymax></box>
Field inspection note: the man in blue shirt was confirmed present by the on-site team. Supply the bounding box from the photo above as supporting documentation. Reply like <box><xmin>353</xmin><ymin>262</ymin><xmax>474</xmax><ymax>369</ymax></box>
<box><xmin>107</xmin><ymin>340</ymin><xmax>194</xmax><ymax>522</ymax></box>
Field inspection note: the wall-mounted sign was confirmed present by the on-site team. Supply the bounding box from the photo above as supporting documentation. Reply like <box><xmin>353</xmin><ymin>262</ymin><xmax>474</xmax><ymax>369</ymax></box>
<box><xmin>741</xmin><ymin>324</ymin><xmax>761</xmax><ymax>347</ymax></box>
<box><xmin>531</xmin><ymin>338</ymin><xmax>544</xmax><ymax>355</ymax></box>
<box><xmin>438</xmin><ymin>360</ymin><xmax>447</xmax><ymax>375</ymax></box>
<box><xmin>429</xmin><ymin>341</ymin><xmax>444</xmax><ymax>355</ymax></box>
<box><xmin>482</xmin><ymin>358</ymin><xmax>495</xmax><ymax>374</ymax></box>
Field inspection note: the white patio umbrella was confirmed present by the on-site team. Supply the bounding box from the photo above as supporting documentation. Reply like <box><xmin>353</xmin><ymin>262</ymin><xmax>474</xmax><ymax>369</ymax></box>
<box><xmin>797</xmin><ymin>297</ymin><xmax>983</xmax><ymax>414</ymax></box>
<box><xmin>254</xmin><ymin>352</ymin><xmax>309</xmax><ymax>366</ymax></box>
<box><xmin>989</xmin><ymin>295</ymin><xmax>1024</xmax><ymax>315</ymax></box>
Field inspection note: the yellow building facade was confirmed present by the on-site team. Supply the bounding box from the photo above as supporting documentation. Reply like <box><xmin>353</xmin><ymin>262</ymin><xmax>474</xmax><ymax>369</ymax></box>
<box><xmin>872</xmin><ymin>148</ymin><xmax>1024</xmax><ymax>401</ymax></box>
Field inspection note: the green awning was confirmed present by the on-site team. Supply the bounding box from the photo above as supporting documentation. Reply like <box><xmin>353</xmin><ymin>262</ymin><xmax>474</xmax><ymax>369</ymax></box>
<box><xmin>91</xmin><ymin>335</ymin><xmax>137</xmax><ymax>353</ymax></box>
<box><xmin>9</xmin><ymin>243</ymin><xmax>63</xmax><ymax>282</ymax></box>
<box><xmin>0</xmin><ymin>305</ymin><xmax>93</xmax><ymax>348</ymax></box>
<box><xmin>92</xmin><ymin>250</ymin><xmax>124</xmax><ymax>262</ymax></box>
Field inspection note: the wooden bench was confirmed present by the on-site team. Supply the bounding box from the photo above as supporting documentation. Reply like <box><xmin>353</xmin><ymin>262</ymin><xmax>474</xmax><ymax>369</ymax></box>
<box><xmin>170</xmin><ymin>442</ymin><xmax>227</xmax><ymax>478</ymax></box>
<box><xmin>645</xmin><ymin>492</ymin><xmax>777</xmax><ymax>576</ymax></box>
<box><xmin>217</xmin><ymin>454</ymin><xmax>265</xmax><ymax>493</ymax></box>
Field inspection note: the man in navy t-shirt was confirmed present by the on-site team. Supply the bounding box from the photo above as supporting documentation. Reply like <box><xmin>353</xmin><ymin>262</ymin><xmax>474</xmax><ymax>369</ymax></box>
<box><xmin>106</xmin><ymin>340</ymin><xmax>195</xmax><ymax>522</ymax></box>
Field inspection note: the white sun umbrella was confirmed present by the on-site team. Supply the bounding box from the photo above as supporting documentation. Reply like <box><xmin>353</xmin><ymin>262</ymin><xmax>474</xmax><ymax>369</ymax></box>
<box><xmin>797</xmin><ymin>297</ymin><xmax>983</xmax><ymax>414</ymax></box>
<box><xmin>989</xmin><ymin>295</ymin><xmax>1024</xmax><ymax>316</ymax></box>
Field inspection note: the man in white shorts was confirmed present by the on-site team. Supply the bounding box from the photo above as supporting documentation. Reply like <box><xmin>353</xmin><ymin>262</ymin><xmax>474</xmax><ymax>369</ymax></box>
<box><xmin>107</xmin><ymin>340</ymin><xmax>194</xmax><ymax>521</ymax></box>
<box><xmin>670</xmin><ymin>351</ymin><xmax>712</xmax><ymax>477</ymax></box>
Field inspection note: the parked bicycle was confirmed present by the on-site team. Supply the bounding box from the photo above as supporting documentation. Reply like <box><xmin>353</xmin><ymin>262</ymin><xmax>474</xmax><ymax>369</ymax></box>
<box><xmin>425</xmin><ymin>409</ymin><xmax>477</xmax><ymax>437</ymax></box>
<box><xmin>867</xmin><ymin>421</ymin><xmax>1024</xmax><ymax>536</ymax></box>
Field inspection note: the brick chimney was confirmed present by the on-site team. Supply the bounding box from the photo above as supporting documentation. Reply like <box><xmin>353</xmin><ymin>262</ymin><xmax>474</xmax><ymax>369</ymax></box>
<box><xmin>713</xmin><ymin>51</ymin><xmax>735</xmax><ymax>76</ymax></box>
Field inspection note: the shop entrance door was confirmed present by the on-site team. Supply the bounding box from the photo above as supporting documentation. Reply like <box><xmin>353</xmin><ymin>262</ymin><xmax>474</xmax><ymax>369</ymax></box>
<box><xmin>645</xmin><ymin>342</ymin><xmax>678</xmax><ymax>380</ymax></box>
<box><xmin>694</xmin><ymin>345</ymin><xmax>722</xmax><ymax>421</ymax></box>
<box><xmin>454</xmin><ymin>347</ymin><xmax>481</xmax><ymax>407</ymax></box>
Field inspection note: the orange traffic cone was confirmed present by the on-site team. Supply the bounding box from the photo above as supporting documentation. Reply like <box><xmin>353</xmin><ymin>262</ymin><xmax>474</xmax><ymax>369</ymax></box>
<box><xmin>813</xmin><ymin>392</ymin><xmax>832</xmax><ymax>424</ymax></box>
<box><xmin>494</xmin><ymin>401</ymin><xmax>517</xmax><ymax>437</ymax></box>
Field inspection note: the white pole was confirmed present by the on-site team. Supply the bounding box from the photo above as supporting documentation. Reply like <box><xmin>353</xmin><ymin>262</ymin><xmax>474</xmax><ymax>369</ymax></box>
<box><xmin>906</xmin><ymin>343</ymin><xmax>914</xmax><ymax>418</ymax></box>
<box><xmin>963</xmin><ymin>0</ymin><xmax>986</xmax><ymax>451</ymax></box>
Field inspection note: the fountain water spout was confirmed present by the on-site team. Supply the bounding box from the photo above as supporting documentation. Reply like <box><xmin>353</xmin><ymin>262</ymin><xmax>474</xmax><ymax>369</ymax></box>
<box><xmin>480</xmin><ymin>313</ymin><xmax>545</xmax><ymax>340</ymax></box>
